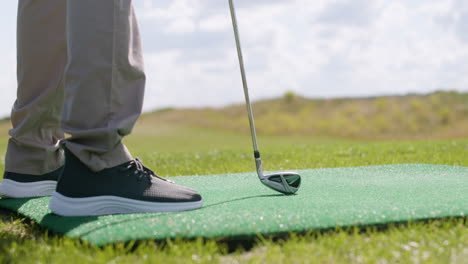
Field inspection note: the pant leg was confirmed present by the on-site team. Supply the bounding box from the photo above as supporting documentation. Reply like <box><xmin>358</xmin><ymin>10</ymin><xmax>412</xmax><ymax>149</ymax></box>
<box><xmin>5</xmin><ymin>0</ymin><xmax>67</xmax><ymax>175</ymax></box>
<box><xmin>62</xmin><ymin>0</ymin><xmax>145</xmax><ymax>172</ymax></box>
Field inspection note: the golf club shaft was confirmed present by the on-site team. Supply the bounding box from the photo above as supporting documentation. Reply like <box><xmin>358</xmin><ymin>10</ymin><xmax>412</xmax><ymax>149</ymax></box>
<box><xmin>228</xmin><ymin>0</ymin><xmax>301</xmax><ymax>194</ymax></box>
<box><xmin>229</xmin><ymin>0</ymin><xmax>260</xmax><ymax>154</ymax></box>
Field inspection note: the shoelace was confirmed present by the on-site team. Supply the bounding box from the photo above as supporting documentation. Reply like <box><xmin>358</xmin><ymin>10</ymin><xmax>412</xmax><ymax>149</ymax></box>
<box><xmin>121</xmin><ymin>158</ymin><xmax>174</xmax><ymax>183</ymax></box>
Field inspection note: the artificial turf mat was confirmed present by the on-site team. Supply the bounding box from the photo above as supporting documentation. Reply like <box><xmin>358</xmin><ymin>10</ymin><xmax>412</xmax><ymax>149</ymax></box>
<box><xmin>0</xmin><ymin>164</ymin><xmax>467</xmax><ymax>246</ymax></box>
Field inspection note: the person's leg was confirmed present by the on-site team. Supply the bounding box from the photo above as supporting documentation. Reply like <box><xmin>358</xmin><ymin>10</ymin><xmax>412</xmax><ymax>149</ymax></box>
<box><xmin>0</xmin><ymin>0</ymin><xmax>66</xmax><ymax>198</ymax></box>
<box><xmin>50</xmin><ymin>0</ymin><xmax>202</xmax><ymax>216</ymax></box>
<box><xmin>61</xmin><ymin>0</ymin><xmax>144</xmax><ymax>171</ymax></box>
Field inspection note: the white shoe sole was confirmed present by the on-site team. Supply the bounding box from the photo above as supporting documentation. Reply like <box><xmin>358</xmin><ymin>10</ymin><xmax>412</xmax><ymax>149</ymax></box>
<box><xmin>0</xmin><ymin>179</ymin><xmax>57</xmax><ymax>198</ymax></box>
<box><xmin>49</xmin><ymin>192</ymin><xmax>204</xmax><ymax>216</ymax></box>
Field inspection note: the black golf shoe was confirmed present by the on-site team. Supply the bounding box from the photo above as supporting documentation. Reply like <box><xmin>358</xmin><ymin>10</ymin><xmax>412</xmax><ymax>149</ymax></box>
<box><xmin>0</xmin><ymin>167</ymin><xmax>63</xmax><ymax>198</ymax></box>
<box><xmin>49</xmin><ymin>148</ymin><xmax>203</xmax><ymax>216</ymax></box>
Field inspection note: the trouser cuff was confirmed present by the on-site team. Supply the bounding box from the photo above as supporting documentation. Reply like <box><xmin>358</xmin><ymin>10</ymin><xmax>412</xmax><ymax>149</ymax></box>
<box><xmin>5</xmin><ymin>138</ymin><xmax>65</xmax><ymax>175</ymax></box>
<box><xmin>63</xmin><ymin>141</ymin><xmax>133</xmax><ymax>172</ymax></box>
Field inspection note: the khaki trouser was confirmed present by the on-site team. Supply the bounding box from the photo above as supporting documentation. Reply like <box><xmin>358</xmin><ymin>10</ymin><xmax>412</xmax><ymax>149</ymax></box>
<box><xmin>5</xmin><ymin>0</ymin><xmax>145</xmax><ymax>174</ymax></box>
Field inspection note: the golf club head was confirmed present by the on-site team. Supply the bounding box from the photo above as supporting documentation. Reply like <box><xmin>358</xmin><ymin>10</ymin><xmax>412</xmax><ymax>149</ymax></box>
<box><xmin>260</xmin><ymin>172</ymin><xmax>301</xmax><ymax>195</ymax></box>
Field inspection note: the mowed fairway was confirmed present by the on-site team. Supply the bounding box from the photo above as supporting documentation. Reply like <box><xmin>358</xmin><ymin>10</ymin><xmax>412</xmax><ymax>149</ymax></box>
<box><xmin>0</xmin><ymin>113</ymin><xmax>467</xmax><ymax>263</ymax></box>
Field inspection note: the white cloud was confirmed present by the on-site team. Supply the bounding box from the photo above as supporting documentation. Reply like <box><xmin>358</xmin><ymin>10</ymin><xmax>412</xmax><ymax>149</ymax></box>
<box><xmin>0</xmin><ymin>58</ymin><xmax>16</xmax><ymax>117</ymax></box>
<box><xmin>0</xmin><ymin>2</ymin><xmax>18</xmax><ymax>117</ymax></box>
<box><xmin>136</xmin><ymin>0</ymin><xmax>468</xmax><ymax>109</ymax></box>
<box><xmin>346</xmin><ymin>0</ymin><xmax>468</xmax><ymax>94</ymax></box>
<box><xmin>142</xmin><ymin>50</ymin><xmax>243</xmax><ymax>110</ymax></box>
<box><xmin>138</xmin><ymin>0</ymin><xmax>201</xmax><ymax>34</ymax></box>
<box><xmin>199</xmin><ymin>14</ymin><xmax>231</xmax><ymax>32</ymax></box>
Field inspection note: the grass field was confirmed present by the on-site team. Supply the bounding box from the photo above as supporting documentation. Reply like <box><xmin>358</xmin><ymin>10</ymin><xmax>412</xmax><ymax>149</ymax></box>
<box><xmin>0</xmin><ymin>95</ymin><xmax>467</xmax><ymax>263</ymax></box>
<box><xmin>148</xmin><ymin>91</ymin><xmax>468</xmax><ymax>140</ymax></box>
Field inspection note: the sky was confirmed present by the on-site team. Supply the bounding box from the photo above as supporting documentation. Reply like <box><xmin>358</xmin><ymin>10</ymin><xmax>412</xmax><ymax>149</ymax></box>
<box><xmin>1</xmin><ymin>0</ymin><xmax>467</xmax><ymax>118</ymax></box>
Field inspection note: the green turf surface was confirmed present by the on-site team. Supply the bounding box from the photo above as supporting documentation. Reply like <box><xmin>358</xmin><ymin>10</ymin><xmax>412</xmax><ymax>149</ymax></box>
<box><xmin>0</xmin><ymin>164</ymin><xmax>466</xmax><ymax>246</ymax></box>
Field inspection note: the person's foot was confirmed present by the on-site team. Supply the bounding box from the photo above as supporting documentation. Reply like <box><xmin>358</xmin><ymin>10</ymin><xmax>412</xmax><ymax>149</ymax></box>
<box><xmin>0</xmin><ymin>167</ymin><xmax>63</xmax><ymax>198</ymax></box>
<box><xmin>49</xmin><ymin>148</ymin><xmax>203</xmax><ymax>216</ymax></box>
